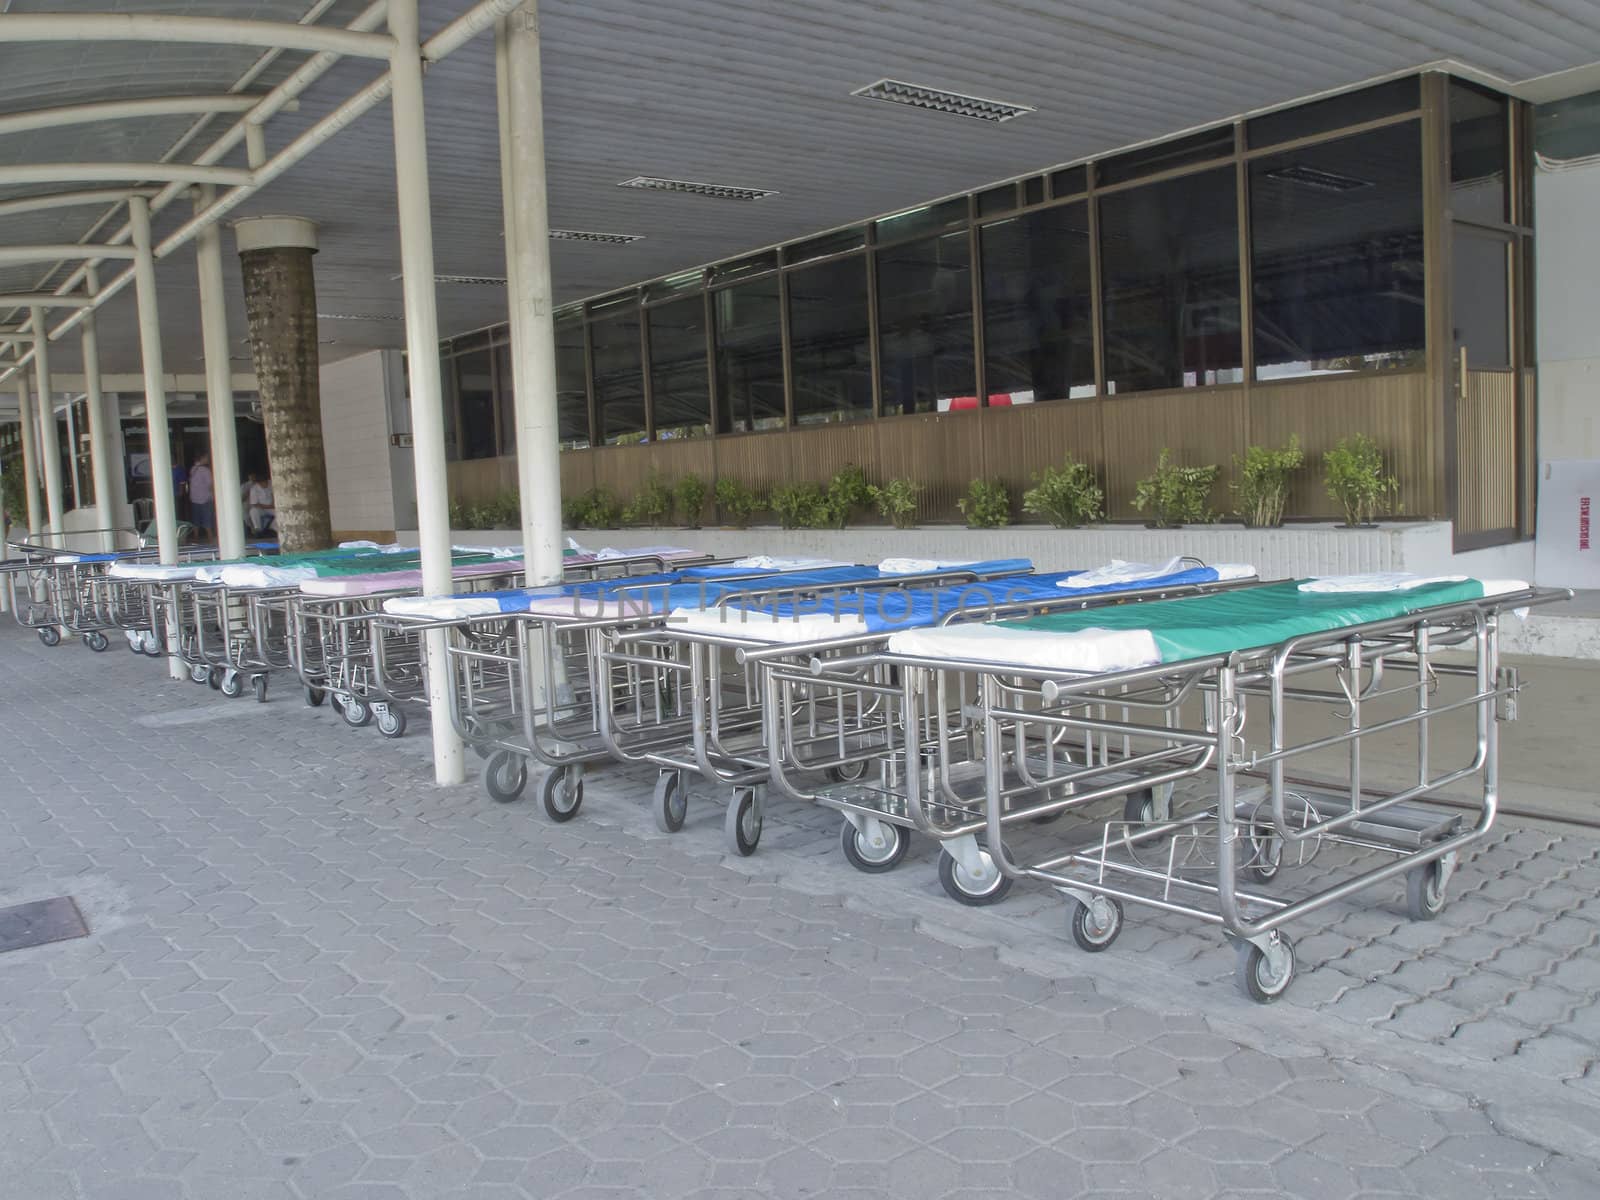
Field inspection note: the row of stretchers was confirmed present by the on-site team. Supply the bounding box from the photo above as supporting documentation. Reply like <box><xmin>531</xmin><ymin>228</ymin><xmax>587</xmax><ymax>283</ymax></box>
<box><xmin>1</xmin><ymin>531</ymin><xmax>1568</xmax><ymax>1002</ymax></box>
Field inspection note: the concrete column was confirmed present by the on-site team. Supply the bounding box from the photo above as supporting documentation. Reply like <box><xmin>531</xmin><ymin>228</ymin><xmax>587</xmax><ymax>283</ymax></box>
<box><xmin>235</xmin><ymin>215</ymin><xmax>332</xmax><ymax>552</ymax></box>
<box><xmin>129</xmin><ymin>194</ymin><xmax>186</xmax><ymax>680</ymax></box>
<box><xmin>14</xmin><ymin>376</ymin><xmax>42</xmax><ymax>538</ymax></box>
<box><xmin>389</xmin><ymin>0</ymin><xmax>465</xmax><ymax>787</ymax></box>
<box><xmin>195</xmin><ymin>187</ymin><xmax>245</xmax><ymax>558</ymax></box>
<box><xmin>81</xmin><ymin>266</ymin><xmax>119</xmax><ymax>552</ymax></box>
<box><xmin>31</xmin><ymin>307</ymin><xmax>65</xmax><ymax>542</ymax></box>
<box><xmin>496</xmin><ymin>2</ymin><xmax>563</xmax><ymax>588</ymax></box>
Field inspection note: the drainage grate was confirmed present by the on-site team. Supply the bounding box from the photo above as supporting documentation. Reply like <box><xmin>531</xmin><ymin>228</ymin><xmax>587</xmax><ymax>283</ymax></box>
<box><xmin>618</xmin><ymin>176</ymin><xmax>777</xmax><ymax>201</ymax></box>
<box><xmin>852</xmin><ymin>78</ymin><xmax>1035</xmax><ymax>123</ymax></box>
<box><xmin>0</xmin><ymin>896</ymin><xmax>87</xmax><ymax>954</ymax></box>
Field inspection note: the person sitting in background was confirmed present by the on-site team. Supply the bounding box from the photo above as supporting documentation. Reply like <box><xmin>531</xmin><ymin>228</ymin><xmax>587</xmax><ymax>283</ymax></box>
<box><xmin>188</xmin><ymin>453</ymin><xmax>214</xmax><ymax>542</ymax></box>
<box><xmin>244</xmin><ymin>473</ymin><xmax>277</xmax><ymax>537</ymax></box>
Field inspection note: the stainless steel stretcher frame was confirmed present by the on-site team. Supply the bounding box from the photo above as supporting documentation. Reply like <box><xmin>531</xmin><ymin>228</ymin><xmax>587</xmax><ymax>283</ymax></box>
<box><xmin>824</xmin><ymin>584</ymin><xmax>1568</xmax><ymax>1000</ymax></box>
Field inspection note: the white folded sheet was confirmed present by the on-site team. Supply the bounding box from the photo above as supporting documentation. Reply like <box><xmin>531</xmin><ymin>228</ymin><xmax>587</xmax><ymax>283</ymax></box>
<box><xmin>1298</xmin><ymin>573</ymin><xmax>1467</xmax><ymax>593</ymax></box>
<box><xmin>107</xmin><ymin>561</ymin><xmax>207</xmax><ymax>581</ymax></box>
<box><xmin>726</xmin><ymin>556</ymin><xmax>849</xmax><ymax>570</ymax></box>
<box><xmin>667</xmin><ymin>607</ymin><xmax>871</xmax><ymax>643</ymax></box>
<box><xmin>887</xmin><ymin>623</ymin><xmax>1161</xmax><ymax>674</ymax></box>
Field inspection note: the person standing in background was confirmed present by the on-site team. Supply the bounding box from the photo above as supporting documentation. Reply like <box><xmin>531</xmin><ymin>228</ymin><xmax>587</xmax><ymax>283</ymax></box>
<box><xmin>189</xmin><ymin>453</ymin><xmax>214</xmax><ymax>542</ymax></box>
<box><xmin>172</xmin><ymin>455</ymin><xmax>189</xmax><ymax>526</ymax></box>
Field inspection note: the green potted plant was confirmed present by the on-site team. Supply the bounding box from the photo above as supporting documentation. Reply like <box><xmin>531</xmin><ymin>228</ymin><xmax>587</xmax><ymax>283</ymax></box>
<box><xmin>1323</xmin><ymin>435</ymin><xmax>1400</xmax><ymax>528</ymax></box>
<box><xmin>822</xmin><ymin>465</ymin><xmax>872</xmax><ymax>529</ymax></box>
<box><xmin>1133</xmin><ymin>449</ymin><xmax>1218</xmax><ymax>530</ymax></box>
<box><xmin>713</xmin><ymin>477</ymin><xmax>764</xmax><ymax>529</ymax></box>
<box><xmin>622</xmin><ymin>473</ymin><xmax>673</xmax><ymax>527</ymax></box>
<box><xmin>869</xmin><ymin>478</ymin><xmax>922</xmax><ymax>529</ymax></box>
<box><xmin>957</xmin><ymin>479</ymin><xmax>1012</xmax><ymax>529</ymax></box>
<box><xmin>1232</xmin><ymin>437</ymin><xmax>1304</xmax><ymax>529</ymax></box>
<box><xmin>1021</xmin><ymin>459</ymin><xmax>1104</xmax><ymax>528</ymax></box>
<box><xmin>673</xmin><ymin>473</ymin><xmax>707</xmax><ymax>529</ymax></box>
<box><xmin>769</xmin><ymin>481</ymin><xmax>829</xmax><ymax>530</ymax></box>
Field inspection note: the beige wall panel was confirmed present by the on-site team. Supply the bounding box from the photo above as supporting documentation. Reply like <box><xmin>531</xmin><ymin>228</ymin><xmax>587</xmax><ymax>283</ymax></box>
<box><xmin>875</xmin><ymin>412</ymin><xmax>984</xmax><ymax>521</ymax></box>
<box><xmin>981</xmin><ymin>401</ymin><xmax>1105</xmax><ymax>508</ymax></box>
<box><xmin>1100</xmin><ymin>387</ymin><xmax>1246</xmax><ymax>520</ymax></box>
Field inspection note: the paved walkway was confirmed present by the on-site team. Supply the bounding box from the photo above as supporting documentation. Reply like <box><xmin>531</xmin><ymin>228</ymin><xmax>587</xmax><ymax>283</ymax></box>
<box><xmin>2</xmin><ymin>626</ymin><xmax>1598</xmax><ymax>1200</ymax></box>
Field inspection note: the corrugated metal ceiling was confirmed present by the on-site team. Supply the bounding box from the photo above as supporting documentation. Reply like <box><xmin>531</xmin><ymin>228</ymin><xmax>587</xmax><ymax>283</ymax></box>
<box><xmin>0</xmin><ymin>0</ymin><xmax>1598</xmax><ymax>385</ymax></box>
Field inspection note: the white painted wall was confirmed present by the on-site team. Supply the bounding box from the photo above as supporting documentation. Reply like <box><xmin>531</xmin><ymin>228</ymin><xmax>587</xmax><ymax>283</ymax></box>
<box><xmin>1535</xmin><ymin>160</ymin><xmax>1600</xmax><ymax>464</ymax></box>
<box><xmin>319</xmin><ymin>350</ymin><xmax>399</xmax><ymax>535</ymax></box>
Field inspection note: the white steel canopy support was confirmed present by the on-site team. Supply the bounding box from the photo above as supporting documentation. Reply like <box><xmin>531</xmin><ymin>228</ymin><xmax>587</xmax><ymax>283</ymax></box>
<box><xmin>81</xmin><ymin>268</ymin><xmax>118</xmax><ymax>553</ymax></box>
<box><xmin>30</xmin><ymin>308</ymin><xmax>65</xmax><ymax>542</ymax></box>
<box><xmin>0</xmin><ymin>190</ymin><xmax>156</xmax><ymax>221</ymax></box>
<box><xmin>0</xmin><ymin>165</ymin><xmax>251</xmax><ymax>190</ymax></box>
<box><xmin>0</xmin><ymin>244</ymin><xmax>139</xmax><ymax>267</ymax></box>
<box><xmin>0</xmin><ymin>295</ymin><xmax>93</xmax><ymax>309</ymax></box>
<box><xmin>496</xmin><ymin>2</ymin><xmax>562</xmax><ymax>589</ymax></box>
<box><xmin>14</xmin><ymin>377</ymin><xmax>42</xmax><ymax>538</ymax></box>
<box><xmin>0</xmin><ymin>95</ymin><xmax>269</xmax><ymax>139</ymax></box>
<box><xmin>0</xmin><ymin>14</ymin><xmax>394</xmax><ymax>59</ymax></box>
<box><xmin>389</xmin><ymin>0</ymin><xmax>465</xmax><ymax>786</ymax></box>
<box><xmin>194</xmin><ymin>188</ymin><xmax>244</xmax><ymax>558</ymax></box>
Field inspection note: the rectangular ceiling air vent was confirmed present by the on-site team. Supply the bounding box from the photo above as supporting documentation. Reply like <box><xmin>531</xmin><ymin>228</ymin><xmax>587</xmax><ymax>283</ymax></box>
<box><xmin>549</xmin><ymin>229</ymin><xmax>645</xmax><ymax>244</ymax></box>
<box><xmin>852</xmin><ymin>79</ymin><xmax>1034</xmax><ymax>123</ymax></box>
<box><xmin>618</xmin><ymin>176</ymin><xmax>777</xmax><ymax>202</ymax></box>
<box><xmin>1264</xmin><ymin>164</ymin><xmax>1372</xmax><ymax>193</ymax></box>
<box><xmin>317</xmin><ymin>312</ymin><xmax>405</xmax><ymax>322</ymax></box>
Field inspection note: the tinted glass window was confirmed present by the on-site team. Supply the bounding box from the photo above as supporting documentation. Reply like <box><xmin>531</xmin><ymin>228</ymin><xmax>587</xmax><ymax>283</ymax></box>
<box><xmin>1050</xmin><ymin>165</ymin><xmax>1087</xmax><ymax>198</ymax></box>
<box><xmin>876</xmin><ymin>197</ymin><xmax>967</xmax><ymax>244</ymax></box>
<box><xmin>1098</xmin><ymin>127</ymin><xmax>1234</xmax><ymax>187</ymax></box>
<box><xmin>981</xmin><ymin>203</ymin><xmax>1095</xmax><ymax>405</ymax></box>
<box><xmin>494</xmin><ymin>341</ymin><xmax>514</xmax><ymax>454</ymax></box>
<box><xmin>1251</xmin><ymin>121</ymin><xmax>1425</xmax><ymax>379</ymax></box>
<box><xmin>1247</xmin><ymin>77</ymin><xmax>1419</xmax><ymax>148</ymax></box>
<box><xmin>647</xmin><ymin>296</ymin><xmax>710</xmax><ymax>439</ymax></box>
<box><xmin>787</xmin><ymin>254</ymin><xmax>873</xmax><ymax>425</ymax></box>
<box><xmin>454</xmin><ymin>348</ymin><xmax>497</xmax><ymax>460</ymax></box>
<box><xmin>590</xmin><ymin>311</ymin><xmax>646</xmax><ymax>444</ymax></box>
<box><xmin>714</xmin><ymin>277</ymin><xmax>786</xmax><ymax>433</ymax></box>
<box><xmin>1452</xmin><ymin>228</ymin><xmax>1511</xmax><ymax>367</ymax></box>
<box><xmin>555</xmin><ymin>315</ymin><xmax>590</xmax><ymax>448</ymax></box>
<box><xmin>1100</xmin><ymin>166</ymin><xmax>1242</xmax><ymax>392</ymax></box>
<box><xmin>877</xmin><ymin>229</ymin><xmax>975</xmax><ymax>415</ymax></box>
<box><xmin>786</xmin><ymin>227</ymin><xmax>866</xmax><ymax>265</ymax></box>
<box><xmin>1450</xmin><ymin>80</ymin><xmax>1508</xmax><ymax>224</ymax></box>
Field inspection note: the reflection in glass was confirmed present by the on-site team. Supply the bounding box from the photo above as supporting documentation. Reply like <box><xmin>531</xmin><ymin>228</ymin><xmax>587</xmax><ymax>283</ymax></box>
<box><xmin>454</xmin><ymin>347</ymin><xmax>497</xmax><ymax>460</ymax></box>
<box><xmin>494</xmin><ymin>341</ymin><xmax>514</xmax><ymax>455</ymax></box>
<box><xmin>1099</xmin><ymin>166</ymin><xmax>1242</xmax><ymax>393</ymax></box>
<box><xmin>1250</xmin><ymin>121</ymin><xmax>1425</xmax><ymax>379</ymax></box>
<box><xmin>1450</xmin><ymin>80</ymin><xmax>1508</xmax><ymax>225</ymax></box>
<box><xmin>714</xmin><ymin>278</ymin><xmax>786</xmax><ymax>433</ymax></box>
<box><xmin>877</xmin><ymin>230</ymin><xmax>975</xmax><ymax>415</ymax></box>
<box><xmin>555</xmin><ymin>315</ymin><xmax>590</xmax><ymax>447</ymax></box>
<box><xmin>788</xmin><ymin>254</ymin><xmax>874</xmax><ymax>425</ymax></box>
<box><xmin>590</xmin><ymin>311</ymin><xmax>646</xmax><ymax>444</ymax></box>
<box><xmin>1098</xmin><ymin>126</ymin><xmax>1234</xmax><ymax>187</ymax></box>
<box><xmin>1452</xmin><ymin>229</ymin><xmax>1510</xmax><ymax>367</ymax></box>
<box><xmin>647</xmin><ymin>295</ymin><xmax>710</xmax><ymax>438</ymax></box>
<box><xmin>1247</xmin><ymin>77</ymin><xmax>1418</xmax><ymax>148</ymax></box>
<box><xmin>981</xmin><ymin>203</ymin><xmax>1094</xmax><ymax>404</ymax></box>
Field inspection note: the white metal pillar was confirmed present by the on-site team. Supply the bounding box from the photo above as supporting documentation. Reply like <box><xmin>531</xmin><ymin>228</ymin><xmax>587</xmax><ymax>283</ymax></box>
<box><xmin>129</xmin><ymin>194</ymin><xmax>185</xmax><ymax>680</ymax></box>
<box><xmin>81</xmin><ymin>266</ymin><xmax>118</xmax><ymax>552</ymax></box>
<box><xmin>389</xmin><ymin>0</ymin><xmax>465</xmax><ymax>786</ymax></box>
<box><xmin>495</xmin><ymin>2</ymin><xmax>562</xmax><ymax>588</ymax></box>
<box><xmin>194</xmin><ymin>186</ymin><xmax>245</xmax><ymax>557</ymax></box>
<box><xmin>31</xmin><ymin>307</ymin><xmax>66</xmax><ymax>542</ymax></box>
<box><xmin>14</xmin><ymin>377</ymin><xmax>42</xmax><ymax>538</ymax></box>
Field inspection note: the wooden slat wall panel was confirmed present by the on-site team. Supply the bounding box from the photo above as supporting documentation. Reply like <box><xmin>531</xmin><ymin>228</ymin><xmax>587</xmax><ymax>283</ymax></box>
<box><xmin>709</xmin><ymin>432</ymin><xmax>795</xmax><ymax>491</ymax></box>
<box><xmin>1455</xmin><ymin>369</ymin><xmax>1517</xmax><ymax>536</ymax></box>
<box><xmin>560</xmin><ymin>449</ymin><xmax>594</xmax><ymax>499</ymax></box>
<box><xmin>981</xmin><ymin>401</ymin><xmax>1105</xmax><ymax>512</ymax></box>
<box><xmin>875</xmin><ymin>413</ymin><xmax>983</xmax><ymax>522</ymax></box>
<box><xmin>1249</xmin><ymin>372</ymin><xmax>1433</xmax><ymax>521</ymax></box>
<box><xmin>1100</xmin><ymin>387</ymin><xmax>1246</xmax><ymax>520</ymax></box>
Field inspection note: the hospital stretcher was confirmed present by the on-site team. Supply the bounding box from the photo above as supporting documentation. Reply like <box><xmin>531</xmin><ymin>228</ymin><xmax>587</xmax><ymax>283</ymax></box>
<box><xmin>378</xmin><ymin>559</ymin><xmax>1031</xmax><ymax>814</ymax></box>
<box><xmin>605</xmin><ymin>559</ymin><xmax>1254</xmax><ymax>859</ymax></box>
<box><xmin>837</xmin><ymin>575</ymin><xmax>1570</xmax><ymax>1000</ymax></box>
<box><xmin>275</xmin><ymin>547</ymin><xmax>709</xmax><ymax>736</ymax></box>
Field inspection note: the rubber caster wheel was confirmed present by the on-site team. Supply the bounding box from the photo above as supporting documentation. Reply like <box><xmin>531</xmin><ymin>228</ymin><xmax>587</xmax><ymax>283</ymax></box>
<box><xmin>305</xmin><ymin>686</ymin><xmax>326</xmax><ymax>708</ymax></box>
<box><xmin>540</xmin><ymin>769</ymin><xmax>583</xmax><ymax>823</ymax></box>
<box><xmin>38</xmin><ymin>626</ymin><xmax>60</xmax><ymax>647</ymax></box>
<box><xmin>937</xmin><ymin>848</ymin><xmax>1013</xmax><ymax>906</ymax></box>
<box><xmin>207</xmin><ymin>666</ymin><xmax>224</xmax><ymax>690</ymax></box>
<box><xmin>189</xmin><ymin>663</ymin><xmax>210</xmax><ymax>685</ymax></box>
<box><xmin>1068</xmin><ymin>895</ymin><xmax>1124</xmax><ymax>952</ymax></box>
<box><xmin>220</xmin><ymin>672</ymin><xmax>244</xmax><ymax>699</ymax></box>
<box><xmin>142</xmin><ymin>636</ymin><xmax>164</xmax><ymax>658</ymax></box>
<box><xmin>1236</xmin><ymin>935</ymin><xmax>1296</xmax><ymax>1003</ymax></box>
<box><xmin>84</xmin><ymin>632</ymin><xmax>109</xmax><ymax>653</ymax></box>
<box><xmin>1406</xmin><ymin>860</ymin><xmax>1448</xmax><ymax>921</ymax></box>
<box><xmin>341</xmin><ymin>697</ymin><xmax>372</xmax><ymax>727</ymax></box>
<box><xmin>1249</xmin><ymin>828</ymin><xmax>1283</xmax><ymax>884</ymax></box>
<box><xmin>725</xmin><ymin>788</ymin><xmax>762</xmax><ymax>857</ymax></box>
<box><xmin>839</xmin><ymin>819</ymin><xmax>908</xmax><ymax>873</ymax></box>
<box><xmin>484</xmin><ymin>750</ymin><xmax>528</xmax><ymax>803</ymax></box>
<box><xmin>252</xmin><ymin>675</ymin><xmax>269</xmax><ymax>704</ymax></box>
<box><xmin>375</xmin><ymin>706</ymin><xmax>406</xmax><ymax>739</ymax></box>
<box><xmin>828</xmin><ymin>760</ymin><xmax>868</xmax><ymax>784</ymax></box>
<box><xmin>653</xmin><ymin>771</ymin><xmax>687</xmax><ymax>834</ymax></box>
<box><xmin>1123</xmin><ymin>788</ymin><xmax>1157</xmax><ymax>825</ymax></box>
